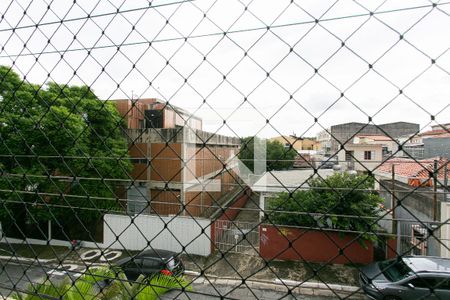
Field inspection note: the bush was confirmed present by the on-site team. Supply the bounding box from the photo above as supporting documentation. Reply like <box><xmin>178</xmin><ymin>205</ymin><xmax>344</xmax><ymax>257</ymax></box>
<box><xmin>267</xmin><ymin>172</ymin><xmax>382</xmax><ymax>242</ymax></box>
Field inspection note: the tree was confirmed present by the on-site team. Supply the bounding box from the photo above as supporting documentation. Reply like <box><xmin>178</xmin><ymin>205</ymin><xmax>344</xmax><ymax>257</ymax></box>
<box><xmin>0</xmin><ymin>66</ymin><xmax>131</xmax><ymax>240</ymax></box>
<box><xmin>239</xmin><ymin>137</ymin><xmax>298</xmax><ymax>171</ymax></box>
<box><xmin>267</xmin><ymin>172</ymin><xmax>382</xmax><ymax>242</ymax></box>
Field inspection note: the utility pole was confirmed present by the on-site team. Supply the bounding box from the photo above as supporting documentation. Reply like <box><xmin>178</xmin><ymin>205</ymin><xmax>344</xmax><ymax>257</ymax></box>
<box><xmin>391</xmin><ymin>164</ymin><xmax>396</xmax><ymax>233</ymax></box>
<box><xmin>444</xmin><ymin>163</ymin><xmax>448</xmax><ymax>202</ymax></box>
<box><xmin>391</xmin><ymin>164</ymin><xmax>400</xmax><ymax>253</ymax></box>
<box><xmin>433</xmin><ymin>160</ymin><xmax>438</xmax><ymax>221</ymax></box>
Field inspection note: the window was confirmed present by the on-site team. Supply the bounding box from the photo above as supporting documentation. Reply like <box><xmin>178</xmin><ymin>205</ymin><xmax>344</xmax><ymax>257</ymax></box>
<box><xmin>364</xmin><ymin>151</ymin><xmax>375</xmax><ymax>160</ymax></box>
<box><xmin>379</xmin><ymin>259</ymin><xmax>412</xmax><ymax>282</ymax></box>
<box><xmin>345</xmin><ymin>151</ymin><xmax>354</xmax><ymax>162</ymax></box>
<box><xmin>409</xmin><ymin>277</ymin><xmax>435</xmax><ymax>289</ymax></box>
<box><xmin>125</xmin><ymin>258</ymin><xmax>142</xmax><ymax>268</ymax></box>
<box><xmin>411</xmin><ymin>225</ymin><xmax>427</xmax><ymax>255</ymax></box>
<box><xmin>142</xmin><ymin>258</ymin><xmax>161</xmax><ymax>269</ymax></box>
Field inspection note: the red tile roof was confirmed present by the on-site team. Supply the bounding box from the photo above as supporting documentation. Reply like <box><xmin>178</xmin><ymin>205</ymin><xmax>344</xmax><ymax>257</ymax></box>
<box><xmin>377</xmin><ymin>157</ymin><xmax>450</xmax><ymax>180</ymax></box>
<box><xmin>419</xmin><ymin>129</ymin><xmax>450</xmax><ymax>137</ymax></box>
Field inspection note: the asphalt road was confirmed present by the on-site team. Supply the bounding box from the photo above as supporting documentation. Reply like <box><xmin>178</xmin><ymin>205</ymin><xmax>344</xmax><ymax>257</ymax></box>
<box><xmin>0</xmin><ymin>260</ymin><xmax>334</xmax><ymax>300</ymax></box>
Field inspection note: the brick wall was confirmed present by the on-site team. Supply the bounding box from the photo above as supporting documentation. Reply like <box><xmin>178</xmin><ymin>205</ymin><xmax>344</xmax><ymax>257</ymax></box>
<box><xmin>259</xmin><ymin>225</ymin><xmax>374</xmax><ymax>264</ymax></box>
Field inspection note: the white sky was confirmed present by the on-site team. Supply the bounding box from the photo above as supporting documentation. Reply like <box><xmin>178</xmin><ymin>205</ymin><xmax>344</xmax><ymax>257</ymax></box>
<box><xmin>0</xmin><ymin>0</ymin><xmax>449</xmax><ymax>138</ymax></box>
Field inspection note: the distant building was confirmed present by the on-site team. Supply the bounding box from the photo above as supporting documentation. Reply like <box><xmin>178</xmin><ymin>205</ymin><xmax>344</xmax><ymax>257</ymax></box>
<box><xmin>396</xmin><ymin>123</ymin><xmax>450</xmax><ymax>159</ymax></box>
<box><xmin>268</xmin><ymin>135</ymin><xmax>319</xmax><ymax>152</ymax></box>
<box><xmin>353</xmin><ymin>134</ymin><xmax>397</xmax><ymax>157</ymax></box>
<box><xmin>424</xmin><ymin>136</ymin><xmax>450</xmax><ymax>159</ymax></box>
<box><xmin>316</xmin><ymin>129</ymin><xmax>332</xmax><ymax>154</ymax></box>
<box><xmin>337</xmin><ymin>143</ymin><xmax>383</xmax><ymax>172</ymax></box>
<box><xmin>113</xmin><ymin>98</ymin><xmax>240</xmax><ymax>217</ymax></box>
<box><xmin>329</xmin><ymin>122</ymin><xmax>419</xmax><ymax>154</ymax></box>
<box><xmin>374</xmin><ymin>157</ymin><xmax>450</xmax><ymax>256</ymax></box>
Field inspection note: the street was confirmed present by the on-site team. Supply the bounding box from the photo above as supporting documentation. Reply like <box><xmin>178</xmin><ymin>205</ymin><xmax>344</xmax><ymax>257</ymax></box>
<box><xmin>0</xmin><ymin>260</ymin><xmax>336</xmax><ymax>300</ymax></box>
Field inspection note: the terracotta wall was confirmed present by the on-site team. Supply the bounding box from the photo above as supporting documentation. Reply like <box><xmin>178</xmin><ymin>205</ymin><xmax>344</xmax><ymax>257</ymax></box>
<box><xmin>259</xmin><ymin>225</ymin><xmax>374</xmax><ymax>264</ymax></box>
<box><xmin>150</xmin><ymin>189</ymin><xmax>181</xmax><ymax>216</ymax></box>
<box><xmin>150</xmin><ymin>143</ymin><xmax>182</xmax><ymax>182</ymax></box>
<box><xmin>129</xmin><ymin>143</ymin><xmax>149</xmax><ymax>180</ymax></box>
<box><xmin>184</xmin><ymin>145</ymin><xmax>238</xmax><ymax>181</ymax></box>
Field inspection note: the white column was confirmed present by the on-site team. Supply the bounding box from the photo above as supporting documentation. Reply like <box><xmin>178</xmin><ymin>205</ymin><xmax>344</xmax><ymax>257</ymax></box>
<box><xmin>259</xmin><ymin>193</ymin><xmax>265</xmax><ymax>222</ymax></box>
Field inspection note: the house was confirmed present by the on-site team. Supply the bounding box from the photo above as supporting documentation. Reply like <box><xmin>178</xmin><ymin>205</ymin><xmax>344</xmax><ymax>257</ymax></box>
<box><xmin>316</xmin><ymin>129</ymin><xmax>332</xmax><ymax>154</ymax></box>
<box><xmin>395</xmin><ymin>123</ymin><xmax>450</xmax><ymax>159</ymax></box>
<box><xmin>337</xmin><ymin>143</ymin><xmax>383</xmax><ymax>172</ymax></box>
<box><xmin>113</xmin><ymin>98</ymin><xmax>241</xmax><ymax>217</ymax></box>
<box><xmin>251</xmin><ymin>169</ymin><xmax>335</xmax><ymax>221</ymax></box>
<box><xmin>374</xmin><ymin>157</ymin><xmax>450</xmax><ymax>256</ymax></box>
<box><xmin>268</xmin><ymin>135</ymin><xmax>319</xmax><ymax>152</ymax></box>
<box><xmin>353</xmin><ymin>134</ymin><xmax>397</xmax><ymax>156</ymax></box>
<box><xmin>328</xmin><ymin>122</ymin><xmax>419</xmax><ymax>154</ymax></box>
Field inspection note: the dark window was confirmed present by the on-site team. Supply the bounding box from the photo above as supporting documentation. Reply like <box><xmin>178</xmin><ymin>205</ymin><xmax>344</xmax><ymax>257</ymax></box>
<box><xmin>145</xmin><ymin>110</ymin><xmax>163</xmax><ymax>128</ymax></box>
<box><xmin>142</xmin><ymin>258</ymin><xmax>161</xmax><ymax>269</ymax></box>
<box><xmin>379</xmin><ymin>259</ymin><xmax>412</xmax><ymax>282</ymax></box>
<box><xmin>364</xmin><ymin>151</ymin><xmax>374</xmax><ymax>160</ymax></box>
<box><xmin>345</xmin><ymin>151</ymin><xmax>354</xmax><ymax>162</ymax></box>
<box><xmin>409</xmin><ymin>277</ymin><xmax>437</xmax><ymax>289</ymax></box>
<box><xmin>125</xmin><ymin>258</ymin><xmax>142</xmax><ymax>268</ymax></box>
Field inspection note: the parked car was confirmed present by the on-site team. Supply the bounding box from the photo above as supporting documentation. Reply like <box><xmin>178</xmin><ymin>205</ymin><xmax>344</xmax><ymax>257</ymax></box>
<box><xmin>359</xmin><ymin>256</ymin><xmax>450</xmax><ymax>299</ymax></box>
<box><xmin>114</xmin><ymin>249</ymin><xmax>184</xmax><ymax>281</ymax></box>
<box><xmin>317</xmin><ymin>159</ymin><xmax>337</xmax><ymax>169</ymax></box>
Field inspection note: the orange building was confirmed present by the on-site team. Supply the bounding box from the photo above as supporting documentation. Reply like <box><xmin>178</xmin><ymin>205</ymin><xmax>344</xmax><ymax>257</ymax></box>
<box><xmin>113</xmin><ymin>99</ymin><xmax>240</xmax><ymax>217</ymax></box>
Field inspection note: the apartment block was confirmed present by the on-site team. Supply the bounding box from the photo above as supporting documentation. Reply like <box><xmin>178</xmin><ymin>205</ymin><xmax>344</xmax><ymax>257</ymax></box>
<box><xmin>114</xmin><ymin>99</ymin><xmax>240</xmax><ymax>217</ymax></box>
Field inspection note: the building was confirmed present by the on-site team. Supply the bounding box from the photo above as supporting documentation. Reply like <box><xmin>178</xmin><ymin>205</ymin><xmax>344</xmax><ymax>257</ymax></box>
<box><xmin>114</xmin><ymin>98</ymin><xmax>240</xmax><ymax>217</ymax></box>
<box><xmin>268</xmin><ymin>135</ymin><xmax>319</xmax><ymax>152</ymax></box>
<box><xmin>337</xmin><ymin>143</ymin><xmax>383</xmax><ymax>172</ymax></box>
<box><xmin>251</xmin><ymin>169</ymin><xmax>335</xmax><ymax>221</ymax></box>
<box><xmin>353</xmin><ymin>134</ymin><xmax>397</xmax><ymax>156</ymax></box>
<box><xmin>424</xmin><ymin>136</ymin><xmax>450</xmax><ymax>159</ymax></box>
<box><xmin>395</xmin><ymin>123</ymin><xmax>450</xmax><ymax>159</ymax></box>
<box><xmin>329</xmin><ymin>122</ymin><xmax>419</xmax><ymax>154</ymax></box>
<box><xmin>316</xmin><ymin>129</ymin><xmax>332</xmax><ymax>154</ymax></box>
<box><xmin>374</xmin><ymin>157</ymin><xmax>450</xmax><ymax>256</ymax></box>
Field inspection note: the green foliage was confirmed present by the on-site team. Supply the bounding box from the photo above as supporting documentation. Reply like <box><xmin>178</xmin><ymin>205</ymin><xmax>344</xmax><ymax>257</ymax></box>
<box><xmin>0</xmin><ymin>66</ymin><xmax>131</xmax><ymax>238</ymax></box>
<box><xmin>267</xmin><ymin>172</ymin><xmax>382</xmax><ymax>242</ymax></box>
<box><xmin>239</xmin><ymin>136</ymin><xmax>297</xmax><ymax>171</ymax></box>
<box><xmin>12</xmin><ymin>267</ymin><xmax>192</xmax><ymax>300</ymax></box>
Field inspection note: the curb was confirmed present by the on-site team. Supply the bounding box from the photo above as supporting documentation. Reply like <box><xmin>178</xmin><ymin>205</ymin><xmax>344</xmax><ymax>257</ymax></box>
<box><xmin>184</xmin><ymin>271</ymin><xmax>364</xmax><ymax>299</ymax></box>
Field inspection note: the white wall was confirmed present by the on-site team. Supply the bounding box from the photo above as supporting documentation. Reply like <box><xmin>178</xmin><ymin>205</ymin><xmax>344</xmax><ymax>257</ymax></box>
<box><xmin>103</xmin><ymin>214</ymin><xmax>211</xmax><ymax>256</ymax></box>
<box><xmin>440</xmin><ymin>202</ymin><xmax>450</xmax><ymax>258</ymax></box>
<box><xmin>338</xmin><ymin>145</ymin><xmax>383</xmax><ymax>172</ymax></box>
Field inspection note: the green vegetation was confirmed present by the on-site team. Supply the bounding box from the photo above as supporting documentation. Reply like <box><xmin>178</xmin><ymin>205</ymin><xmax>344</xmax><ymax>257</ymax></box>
<box><xmin>0</xmin><ymin>66</ymin><xmax>131</xmax><ymax>239</ymax></box>
<box><xmin>267</xmin><ymin>172</ymin><xmax>382</xmax><ymax>242</ymax></box>
<box><xmin>239</xmin><ymin>137</ymin><xmax>297</xmax><ymax>171</ymax></box>
<box><xmin>12</xmin><ymin>267</ymin><xmax>192</xmax><ymax>300</ymax></box>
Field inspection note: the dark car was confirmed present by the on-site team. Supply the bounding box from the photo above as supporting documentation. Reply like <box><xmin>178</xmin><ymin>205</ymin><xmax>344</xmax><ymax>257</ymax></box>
<box><xmin>360</xmin><ymin>256</ymin><xmax>450</xmax><ymax>299</ymax></box>
<box><xmin>115</xmin><ymin>249</ymin><xmax>184</xmax><ymax>281</ymax></box>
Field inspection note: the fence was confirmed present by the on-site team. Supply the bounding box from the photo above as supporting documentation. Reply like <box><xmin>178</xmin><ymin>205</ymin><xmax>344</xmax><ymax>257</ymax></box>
<box><xmin>0</xmin><ymin>0</ymin><xmax>450</xmax><ymax>299</ymax></box>
<box><xmin>103</xmin><ymin>214</ymin><xmax>212</xmax><ymax>256</ymax></box>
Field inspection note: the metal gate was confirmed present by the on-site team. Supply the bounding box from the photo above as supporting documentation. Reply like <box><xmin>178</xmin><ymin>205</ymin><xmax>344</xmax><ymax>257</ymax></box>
<box><xmin>214</xmin><ymin>220</ymin><xmax>259</xmax><ymax>254</ymax></box>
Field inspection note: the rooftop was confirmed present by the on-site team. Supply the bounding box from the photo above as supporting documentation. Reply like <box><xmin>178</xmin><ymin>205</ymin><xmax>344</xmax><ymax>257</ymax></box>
<box><xmin>355</xmin><ymin>134</ymin><xmax>393</xmax><ymax>142</ymax></box>
<box><xmin>251</xmin><ymin>169</ymin><xmax>335</xmax><ymax>193</ymax></box>
<box><xmin>376</xmin><ymin>157</ymin><xmax>450</xmax><ymax>180</ymax></box>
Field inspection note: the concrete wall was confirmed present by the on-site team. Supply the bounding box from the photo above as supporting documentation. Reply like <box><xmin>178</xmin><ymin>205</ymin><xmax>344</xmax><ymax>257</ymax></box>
<box><xmin>330</xmin><ymin>122</ymin><xmax>419</xmax><ymax>152</ymax></box>
<box><xmin>103</xmin><ymin>214</ymin><xmax>211</xmax><ymax>256</ymax></box>
<box><xmin>378</xmin><ymin>180</ymin><xmax>445</xmax><ymax>256</ymax></box>
<box><xmin>259</xmin><ymin>225</ymin><xmax>374</xmax><ymax>264</ymax></box>
<box><xmin>424</xmin><ymin>137</ymin><xmax>450</xmax><ymax>159</ymax></box>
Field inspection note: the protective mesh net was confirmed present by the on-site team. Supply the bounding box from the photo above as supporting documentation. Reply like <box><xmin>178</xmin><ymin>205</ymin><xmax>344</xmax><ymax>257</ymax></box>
<box><xmin>0</xmin><ymin>0</ymin><xmax>450</xmax><ymax>299</ymax></box>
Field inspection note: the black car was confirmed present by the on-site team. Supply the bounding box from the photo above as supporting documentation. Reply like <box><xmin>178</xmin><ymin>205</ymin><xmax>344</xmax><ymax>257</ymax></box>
<box><xmin>115</xmin><ymin>249</ymin><xmax>184</xmax><ymax>281</ymax></box>
<box><xmin>360</xmin><ymin>256</ymin><xmax>450</xmax><ymax>300</ymax></box>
